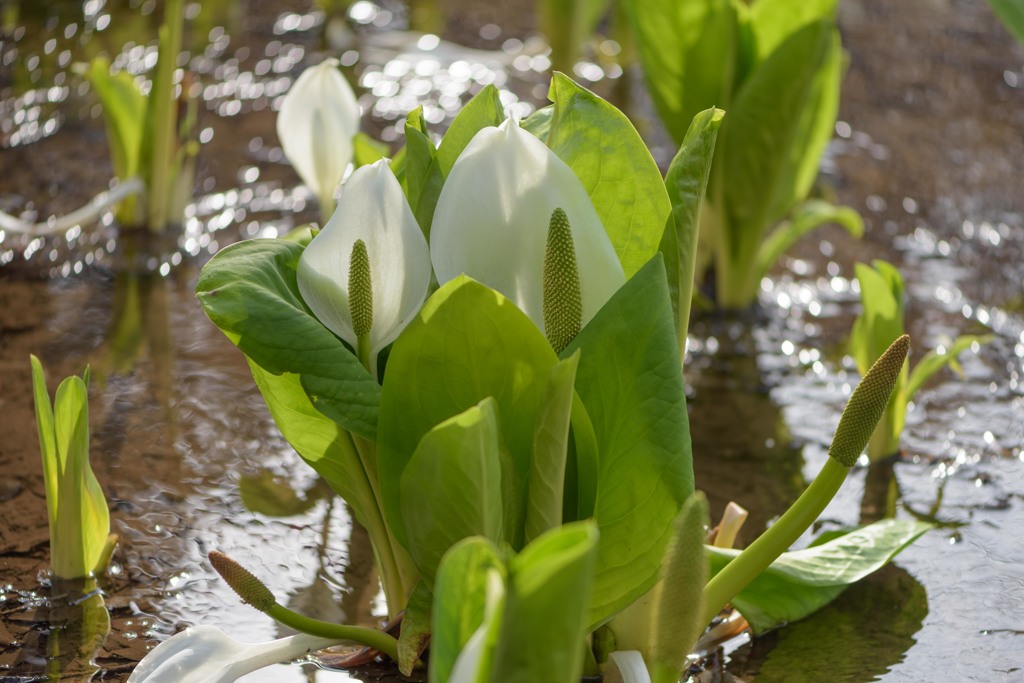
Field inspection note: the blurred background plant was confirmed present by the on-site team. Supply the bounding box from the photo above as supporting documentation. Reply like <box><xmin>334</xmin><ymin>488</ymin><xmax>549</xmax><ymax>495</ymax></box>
<box><xmin>850</xmin><ymin>260</ymin><xmax>993</xmax><ymax>461</ymax></box>
<box><xmin>623</xmin><ymin>0</ymin><xmax>863</xmax><ymax>309</ymax></box>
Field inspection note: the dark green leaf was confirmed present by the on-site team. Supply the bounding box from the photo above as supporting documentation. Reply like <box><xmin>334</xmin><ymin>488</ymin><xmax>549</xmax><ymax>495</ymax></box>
<box><xmin>196</xmin><ymin>239</ymin><xmax>381</xmax><ymax>439</ymax></box>
<box><xmin>398</xmin><ymin>581</ymin><xmax>433</xmax><ymax>676</ymax></box>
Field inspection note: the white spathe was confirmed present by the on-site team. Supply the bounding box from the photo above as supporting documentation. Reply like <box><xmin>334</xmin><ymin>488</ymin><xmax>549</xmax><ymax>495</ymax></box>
<box><xmin>430</xmin><ymin>118</ymin><xmax>625</xmax><ymax>332</ymax></box>
<box><xmin>127</xmin><ymin>625</ymin><xmax>343</xmax><ymax>683</ymax></box>
<box><xmin>297</xmin><ymin>159</ymin><xmax>432</xmax><ymax>359</ymax></box>
<box><xmin>276</xmin><ymin>58</ymin><xmax>360</xmax><ymax>212</ymax></box>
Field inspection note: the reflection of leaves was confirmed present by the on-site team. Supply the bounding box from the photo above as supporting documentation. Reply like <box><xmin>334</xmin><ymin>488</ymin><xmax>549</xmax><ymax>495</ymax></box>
<box><xmin>47</xmin><ymin>578</ymin><xmax>110</xmax><ymax>680</ymax></box>
<box><xmin>739</xmin><ymin>564</ymin><xmax>927</xmax><ymax>683</ymax></box>
<box><xmin>238</xmin><ymin>471</ymin><xmax>331</xmax><ymax>518</ymax></box>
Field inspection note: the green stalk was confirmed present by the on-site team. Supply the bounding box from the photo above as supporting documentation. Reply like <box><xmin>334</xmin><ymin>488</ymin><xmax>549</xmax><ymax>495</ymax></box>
<box><xmin>265</xmin><ymin>604</ymin><xmax>399</xmax><ymax>660</ymax></box>
<box><xmin>701</xmin><ymin>334</ymin><xmax>910</xmax><ymax>623</ymax></box>
<box><xmin>147</xmin><ymin>0</ymin><xmax>184</xmax><ymax>232</ymax></box>
<box><xmin>700</xmin><ymin>456</ymin><xmax>849</xmax><ymax>625</ymax></box>
<box><xmin>209</xmin><ymin>550</ymin><xmax>399</xmax><ymax>660</ymax></box>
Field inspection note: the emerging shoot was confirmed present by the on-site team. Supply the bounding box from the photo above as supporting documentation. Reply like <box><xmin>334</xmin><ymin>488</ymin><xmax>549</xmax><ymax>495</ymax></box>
<box><xmin>542</xmin><ymin>208</ymin><xmax>583</xmax><ymax>353</ymax></box>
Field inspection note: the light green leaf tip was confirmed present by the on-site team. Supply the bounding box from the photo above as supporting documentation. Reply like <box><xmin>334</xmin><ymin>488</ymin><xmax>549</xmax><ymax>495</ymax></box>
<box><xmin>830</xmin><ymin>334</ymin><xmax>910</xmax><ymax>467</ymax></box>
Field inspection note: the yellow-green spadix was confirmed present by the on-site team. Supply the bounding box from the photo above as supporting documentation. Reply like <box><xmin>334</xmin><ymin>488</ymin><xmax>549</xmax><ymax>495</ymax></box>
<box><xmin>296</xmin><ymin>159</ymin><xmax>431</xmax><ymax>365</ymax></box>
<box><xmin>276</xmin><ymin>58</ymin><xmax>360</xmax><ymax>214</ymax></box>
<box><xmin>430</xmin><ymin>118</ymin><xmax>625</xmax><ymax>332</ymax></box>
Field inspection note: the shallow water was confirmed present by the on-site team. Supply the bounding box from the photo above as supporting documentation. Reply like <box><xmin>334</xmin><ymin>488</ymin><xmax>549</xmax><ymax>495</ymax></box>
<box><xmin>1</xmin><ymin>0</ymin><xmax>1023</xmax><ymax>681</ymax></box>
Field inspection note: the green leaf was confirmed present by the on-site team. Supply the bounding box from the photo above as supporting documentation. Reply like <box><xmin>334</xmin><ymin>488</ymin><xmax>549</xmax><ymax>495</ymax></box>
<box><xmin>489</xmin><ymin>522</ymin><xmax>599</xmax><ymax>683</ymax></box>
<box><xmin>431</xmin><ymin>537</ymin><xmax>507</xmax><ymax>683</ymax></box>
<box><xmin>398</xmin><ymin>581</ymin><xmax>433</xmax><ymax>676</ymax></box>
<box><xmin>623</xmin><ymin>0</ymin><xmax>734</xmax><ymax>144</ymax></box>
<box><xmin>31</xmin><ymin>358</ymin><xmax>110</xmax><ymax>579</ymax></box>
<box><xmin>542</xmin><ymin>74</ymin><xmax>672</xmax><ymax>278</ymax></box>
<box><xmin>84</xmin><ymin>57</ymin><xmax>146</xmax><ymax>181</ymax></box>
<box><xmin>196</xmin><ymin>239</ymin><xmax>381</xmax><ymax>440</ymax></box>
<box><xmin>400</xmin><ymin>399</ymin><xmax>506</xmax><ymax>582</ymax></box>
<box><xmin>525</xmin><ymin>352</ymin><xmax>580</xmax><ymax>544</ymax></box>
<box><xmin>906</xmin><ymin>335</ymin><xmax>994</xmax><ymax>400</ymax></box>
<box><xmin>755</xmin><ymin>200</ymin><xmax>863</xmax><ymax>283</ymax></box>
<box><xmin>660</xmin><ymin>107</ymin><xmax>725</xmax><ymax>347</ymax></box>
<box><xmin>748</xmin><ymin>0</ymin><xmax>838</xmax><ymax>61</ymax></box>
<box><xmin>563</xmin><ymin>257</ymin><xmax>694</xmax><ymax>628</ymax></box>
<box><xmin>402</xmin><ymin>107</ymin><xmax>444</xmax><ymax>237</ymax></box>
<box><xmin>353</xmin><ymin>132</ymin><xmax>390</xmax><ymax>168</ymax></box>
<box><xmin>378</xmin><ymin>276</ymin><xmax>558</xmax><ymax>550</ymax></box>
<box><xmin>987</xmin><ymin>0</ymin><xmax>1024</xmax><ymax>45</ymax></box>
<box><xmin>720</xmin><ymin>20</ymin><xmax>835</xmax><ymax>270</ymax></box>
<box><xmin>850</xmin><ymin>260</ymin><xmax>905</xmax><ymax>376</ymax></box>
<box><xmin>437</xmin><ymin>84</ymin><xmax>506</xmax><ymax>177</ymax></box>
<box><xmin>706</xmin><ymin>519</ymin><xmax>931</xmax><ymax>634</ymax></box>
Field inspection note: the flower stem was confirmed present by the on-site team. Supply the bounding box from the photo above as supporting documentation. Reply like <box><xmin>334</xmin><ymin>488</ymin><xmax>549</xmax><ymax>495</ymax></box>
<box><xmin>265</xmin><ymin>603</ymin><xmax>399</xmax><ymax>661</ymax></box>
<box><xmin>700</xmin><ymin>457</ymin><xmax>850</xmax><ymax>626</ymax></box>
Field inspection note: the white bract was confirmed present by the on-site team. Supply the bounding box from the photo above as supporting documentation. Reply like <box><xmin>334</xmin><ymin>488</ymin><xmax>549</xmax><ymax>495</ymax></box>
<box><xmin>127</xmin><ymin>625</ymin><xmax>343</xmax><ymax>683</ymax></box>
<box><xmin>430</xmin><ymin>118</ymin><xmax>625</xmax><ymax>332</ymax></box>
<box><xmin>297</xmin><ymin>159</ymin><xmax>432</xmax><ymax>364</ymax></box>
<box><xmin>276</xmin><ymin>58</ymin><xmax>360</xmax><ymax>214</ymax></box>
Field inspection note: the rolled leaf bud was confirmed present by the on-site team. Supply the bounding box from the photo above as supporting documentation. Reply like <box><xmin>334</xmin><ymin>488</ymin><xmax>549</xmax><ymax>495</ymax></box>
<box><xmin>209</xmin><ymin>550</ymin><xmax>277</xmax><ymax>613</ymax></box>
<box><xmin>543</xmin><ymin>208</ymin><xmax>583</xmax><ymax>353</ymax></box>
<box><xmin>348</xmin><ymin>239</ymin><xmax>373</xmax><ymax>338</ymax></box>
<box><xmin>829</xmin><ymin>334</ymin><xmax>910</xmax><ymax>467</ymax></box>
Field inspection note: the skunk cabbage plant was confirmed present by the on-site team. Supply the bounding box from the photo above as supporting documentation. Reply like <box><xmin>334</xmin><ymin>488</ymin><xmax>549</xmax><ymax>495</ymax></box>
<box><xmin>187</xmin><ymin>76</ymin><xmax>930</xmax><ymax>682</ymax></box>
<box><xmin>30</xmin><ymin>356</ymin><xmax>114</xmax><ymax>579</ymax></box>
<box><xmin>277</xmin><ymin>58</ymin><xmax>361</xmax><ymax>219</ymax></box>
<box><xmin>624</xmin><ymin>0</ymin><xmax>863</xmax><ymax>308</ymax></box>
<box><xmin>851</xmin><ymin>260</ymin><xmax>992</xmax><ymax>460</ymax></box>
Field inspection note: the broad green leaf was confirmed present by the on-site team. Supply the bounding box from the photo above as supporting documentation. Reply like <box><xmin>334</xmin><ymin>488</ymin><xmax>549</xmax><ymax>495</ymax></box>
<box><xmin>624</xmin><ymin>0</ymin><xmax>734</xmax><ymax>144</ymax></box>
<box><xmin>721</xmin><ymin>20</ymin><xmax>834</xmax><ymax>271</ymax></box>
<box><xmin>755</xmin><ymin>200</ymin><xmax>863</xmax><ymax>283</ymax></box>
<box><xmin>489</xmin><ymin>522</ymin><xmax>599</xmax><ymax>683</ymax></box>
<box><xmin>196</xmin><ymin>239</ymin><xmax>380</xmax><ymax>439</ymax></box>
<box><xmin>525</xmin><ymin>352</ymin><xmax>580</xmax><ymax>544</ymax></box>
<box><xmin>378</xmin><ymin>277</ymin><xmax>558</xmax><ymax>550</ymax></box>
<box><xmin>706</xmin><ymin>519</ymin><xmax>931</xmax><ymax>633</ymax></box>
<box><xmin>987</xmin><ymin>0</ymin><xmax>1024</xmax><ymax>45</ymax></box>
<box><xmin>431</xmin><ymin>537</ymin><xmax>507</xmax><ymax>683</ymax></box>
<box><xmin>521</xmin><ymin>104</ymin><xmax>554</xmax><ymax>141</ymax></box>
<box><xmin>436</xmin><ymin>84</ymin><xmax>506</xmax><ymax>177</ymax></box>
<box><xmin>353</xmin><ymin>132</ymin><xmax>389</xmax><ymax>168</ymax></box>
<box><xmin>659</xmin><ymin>107</ymin><xmax>725</xmax><ymax>347</ymax></box>
<box><xmin>238</xmin><ymin>469</ymin><xmax>330</xmax><ymax>517</ymax></box>
<box><xmin>748</xmin><ymin>0</ymin><xmax>838</xmax><ymax>61</ymax></box>
<box><xmin>765</xmin><ymin>28</ymin><xmax>842</xmax><ymax>223</ymax></box>
<box><xmin>906</xmin><ymin>335</ymin><xmax>994</xmax><ymax>400</ymax></box>
<box><xmin>563</xmin><ymin>257</ymin><xmax>694</xmax><ymax>628</ymax></box>
<box><xmin>542</xmin><ymin>74</ymin><xmax>672</xmax><ymax>278</ymax></box>
<box><xmin>400</xmin><ymin>399</ymin><xmax>506</xmax><ymax>582</ymax></box>
<box><xmin>84</xmin><ymin>58</ymin><xmax>146</xmax><ymax>180</ymax></box>
<box><xmin>398</xmin><ymin>581</ymin><xmax>433</xmax><ymax>676</ymax></box>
